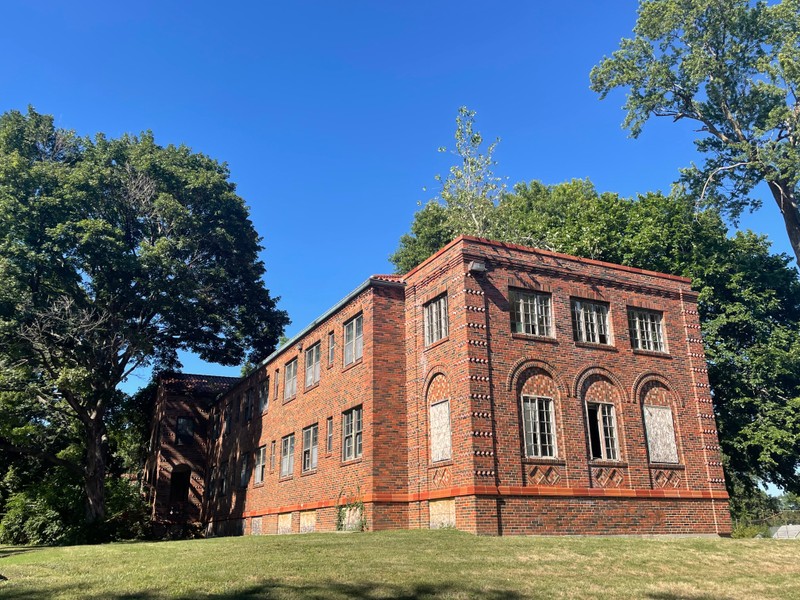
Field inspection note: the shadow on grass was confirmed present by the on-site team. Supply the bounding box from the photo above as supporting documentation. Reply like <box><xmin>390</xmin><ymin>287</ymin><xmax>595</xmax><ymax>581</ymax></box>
<box><xmin>0</xmin><ymin>579</ymin><xmax>526</xmax><ymax>600</ymax></box>
<box><xmin>0</xmin><ymin>547</ymin><xmax>41</xmax><ymax>560</ymax></box>
<box><xmin>647</xmin><ymin>593</ymin><xmax>735</xmax><ymax>600</ymax></box>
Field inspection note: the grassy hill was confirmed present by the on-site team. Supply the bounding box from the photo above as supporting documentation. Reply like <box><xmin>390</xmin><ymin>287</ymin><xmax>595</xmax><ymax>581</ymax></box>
<box><xmin>1</xmin><ymin>529</ymin><xmax>798</xmax><ymax>599</ymax></box>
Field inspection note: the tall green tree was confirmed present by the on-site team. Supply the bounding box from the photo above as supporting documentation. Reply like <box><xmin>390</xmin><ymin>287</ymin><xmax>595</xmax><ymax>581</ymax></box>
<box><xmin>0</xmin><ymin>108</ymin><xmax>289</xmax><ymax>529</ymax></box>
<box><xmin>590</xmin><ymin>0</ymin><xmax>800</xmax><ymax>266</ymax></box>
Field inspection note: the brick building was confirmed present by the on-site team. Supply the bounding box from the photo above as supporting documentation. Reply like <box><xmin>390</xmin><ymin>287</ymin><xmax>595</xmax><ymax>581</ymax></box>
<box><xmin>144</xmin><ymin>236</ymin><xmax>731</xmax><ymax>536</ymax></box>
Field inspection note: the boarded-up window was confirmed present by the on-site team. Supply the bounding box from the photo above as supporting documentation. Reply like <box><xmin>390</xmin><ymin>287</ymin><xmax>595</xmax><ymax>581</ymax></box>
<box><xmin>430</xmin><ymin>400</ymin><xmax>452</xmax><ymax>462</ymax></box>
<box><xmin>643</xmin><ymin>405</ymin><xmax>679</xmax><ymax>463</ymax></box>
<box><xmin>429</xmin><ymin>498</ymin><xmax>456</xmax><ymax>529</ymax></box>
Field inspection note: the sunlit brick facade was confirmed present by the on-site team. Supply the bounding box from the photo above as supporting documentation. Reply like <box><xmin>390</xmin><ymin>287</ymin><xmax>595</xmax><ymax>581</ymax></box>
<box><xmin>145</xmin><ymin>236</ymin><xmax>731</xmax><ymax>536</ymax></box>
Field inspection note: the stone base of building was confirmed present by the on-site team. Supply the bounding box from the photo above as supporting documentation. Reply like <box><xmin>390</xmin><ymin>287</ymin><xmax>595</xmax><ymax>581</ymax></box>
<box><xmin>204</xmin><ymin>494</ymin><xmax>731</xmax><ymax>537</ymax></box>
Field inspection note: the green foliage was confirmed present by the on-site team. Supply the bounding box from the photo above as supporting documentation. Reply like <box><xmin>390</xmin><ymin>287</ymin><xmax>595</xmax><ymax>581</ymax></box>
<box><xmin>0</xmin><ymin>106</ymin><xmax>288</xmax><ymax>529</ymax></box>
<box><xmin>591</xmin><ymin>0</ymin><xmax>800</xmax><ymax>265</ymax></box>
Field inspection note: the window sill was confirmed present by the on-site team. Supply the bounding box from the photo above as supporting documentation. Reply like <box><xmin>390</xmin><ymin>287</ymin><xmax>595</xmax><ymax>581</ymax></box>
<box><xmin>512</xmin><ymin>333</ymin><xmax>557</xmax><ymax>344</ymax></box>
<box><xmin>428</xmin><ymin>460</ymin><xmax>453</xmax><ymax>469</ymax></box>
<box><xmin>522</xmin><ymin>457</ymin><xmax>566</xmax><ymax>466</ymax></box>
<box><xmin>632</xmin><ymin>349</ymin><xmax>671</xmax><ymax>359</ymax></box>
<box><xmin>341</xmin><ymin>457</ymin><xmax>363</xmax><ymax>467</ymax></box>
<box><xmin>253</xmin><ymin>482</ymin><xmax>265</xmax><ymax>489</ymax></box>
<box><xmin>574</xmin><ymin>342</ymin><xmax>617</xmax><ymax>352</ymax></box>
<box><xmin>650</xmin><ymin>462</ymin><xmax>684</xmax><ymax>470</ymax></box>
<box><xmin>342</xmin><ymin>358</ymin><xmax>363</xmax><ymax>373</ymax></box>
<box><xmin>424</xmin><ymin>336</ymin><xmax>449</xmax><ymax>352</ymax></box>
<box><xmin>301</xmin><ymin>469</ymin><xmax>318</xmax><ymax>477</ymax></box>
<box><xmin>282</xmin><ymin>395</ymin><xmax>296</xmax><ymax>405</ymax></box>
<box><xmin>305</xmin><ymin>382</ymin><xmax>320</xmax><ymax>392</ymax></box>
<box><xmin>278</xmin><ymin>475</ymin><xmax>293</xmax><ymax>482</ymax></box>
<box><xmin>590</xmin><ymin>459</ymin><xmax>628</xmax><ymax>468</ymax></box>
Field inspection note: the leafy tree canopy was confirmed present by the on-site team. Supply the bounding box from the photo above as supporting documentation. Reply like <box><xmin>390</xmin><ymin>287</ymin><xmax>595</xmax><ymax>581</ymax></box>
<box><xmin>0</xmin><ymin>107</ymin><xmax>288</xmax><ymax>529</ymax></box>
<box><xmin>590</xmin><ymin>0</ymin><xmax>800</xmax><ymax>265</ymax></box>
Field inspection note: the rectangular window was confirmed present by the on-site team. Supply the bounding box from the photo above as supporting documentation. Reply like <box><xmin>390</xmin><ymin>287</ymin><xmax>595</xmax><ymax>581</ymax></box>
<box><xmin>302</xmin><ymin>424</ymin><xmax>319</xmax><ymax>472</ymax></box>
<box><xmin>280</xmin><ymin>434</ymin><xmax>295</xmax><ymax>477</ymax></box>
<box><xmin>305</xmin><ymin>343</ymin><xmax>321</xmax><ymax>388</ymax></box>
<box><xmin>429</xmin><ymin>400</ymin><xmax>452</xmax><ymax>462</ymax></box>
<box><xmin>274</xmin><ymin>369</ymin><xmax>279</xmax><ymax>398</ymax></box>
<box><xmin>643</xmin><ymin>406</ymin><xmax>679</xmax><ymax>463</ymax></box>
<box><xmin>270</xmin><ymin>440</ymin><xmax>276</xmax><ymax>471</ymax></box>
<box><xmin>244</xmin><ymin>389</ymin><xmax>253</xmax><ymax>422</ymax></box>
<box><xmin>255</xmin><ymin>445</ymin><xmax>267</xmax><ymax>484</ymax></box>
<box><xmin>628</xmin><ymin>308</ymin><xmax>665</xmax><ymax>352</ymax></box>
<box><xmin>511</xmin><ymin>290</ymin><xmax>553</xmax><ymax>337</ymax></box>
<box><xmin>520</xmin><ymin>396</ymin><xmax>556</xmax><ymax>458</ymax></box>
<box><xmin>239</xmin><ymin>455</ymin><xmax>249</xmax><ymax>488</ymax></box>
<box><xmin>424</xmin><ymin>294</ymin><xmax>449</xmax><ymax>346</ymax></box>
<box><xmin>587</xmin><ymin>402</ymin><xmax>618</xmax><ymax>461</ymax></box>
<box><xmin>220</xmin><ymin>462</ymin><xmax>228</xmax><ymax>496</ymax></box>
<box><xmin>344</xmin><ymin>314</ymin><xmax>364</xmax><ymax>365</ymax></box>
<box><xmin>328</xmin><ymin>331</ymin><xmax>335</xmax><ymax>365</ymax></box>
<box><xmin>207</xmin><ymin>466</ymin><xmax>216</xmax><ymax>498</ymax></box>
<box><xmin>224</xmin><ymin>407</ymin><xmax>232</xmax><ymax>435</ymax></box>
<box><xmin>284</xmin><ymin>359</ymin><xmax>297</xmax><ymax>400</ymax></box>
<box><xmin>176</xmin><ymin>416</ymin><xmax>194</xmax><ymax>446</ymax></box>
<box><xmin>342</xmin><ymin>406</ymin><xmax>363</xmax><ymax>461</ymax></box>
<box><xmin>326</xmin><ymin>417</ymin><xmax>334</xmax><ymax>453</ymax></box>
<box><xmin>259</xmin><ymin>378</ymin><xmax>269</xmax><ymax>413</ymax></box>
<box><xmin>572</xmin><ymin>300</ymin><xmax>611</xmax><ymax>345</ymax></box>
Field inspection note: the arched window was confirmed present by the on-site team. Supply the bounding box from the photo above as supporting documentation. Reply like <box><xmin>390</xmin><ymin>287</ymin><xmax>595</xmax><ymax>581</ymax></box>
<box><xmin>516</xmin><ymin>367</ymin><xmax>559</xmax><ymax>458</ymax></box>
<box><xmin>427</xmin><ymin>374</ymin><xmax>452</xmax><ymax>463</ymax></box>
<box><xmin>581</xmin><ymin>375</ymin><xmax>621</xmax><ymax>461</ymax></box>
<box><xmin>641</xmin><ymin>380</ymin><xmax>679</xmax><ymax>464</ymax></box>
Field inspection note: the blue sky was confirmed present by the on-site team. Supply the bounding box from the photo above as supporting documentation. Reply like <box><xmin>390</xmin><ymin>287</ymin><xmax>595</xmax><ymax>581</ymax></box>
<box><xmin>2</xmin><ymin>1</ymin><xmax>792</xmax><ymax>392</ymax></box>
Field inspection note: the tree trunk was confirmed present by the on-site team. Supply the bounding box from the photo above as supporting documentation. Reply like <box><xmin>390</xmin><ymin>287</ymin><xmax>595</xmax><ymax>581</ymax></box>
<box><xmin>768</xmin><ymin>179</ymin><xmax>800</xmax><ymax>266</ymax></box>
<box><xmin>84</xmin><ymin>417</ymin><xmax>109</xmax><ymax>524</ymax></box>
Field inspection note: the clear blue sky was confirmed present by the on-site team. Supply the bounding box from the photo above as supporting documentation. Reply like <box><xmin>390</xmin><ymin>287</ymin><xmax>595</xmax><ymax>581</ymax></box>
<box><xmin>2</xmin><ymin>1</ymin><xmax>792</xmax><ymax>391</ymax></box>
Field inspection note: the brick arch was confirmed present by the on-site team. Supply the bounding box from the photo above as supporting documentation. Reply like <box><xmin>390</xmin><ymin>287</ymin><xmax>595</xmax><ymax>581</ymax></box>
<box><xmin>425</xmin><ymin>372</ymin><xmax>451</xmax><ymax>404</ymax></box>
<box><xmin>632</xmin><ymin>373</ymin><xmax>684</xmax><ymax>408</ymax></box>
<box><xmin>507</xmin><ymin>358</ymin><xmax>569</xmax><ymax>399</ymax></box>
<box><xmin>573</xmin><ymin>366</ymin><xmax>628</xmax><ymax>403</ymax></box>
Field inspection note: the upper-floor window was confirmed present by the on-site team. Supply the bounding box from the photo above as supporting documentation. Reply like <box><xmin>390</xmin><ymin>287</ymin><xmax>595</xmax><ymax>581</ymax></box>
<box><xmin>238</xmin><ymin>455</ymin><xmax>249</xmax><ymax>488</ymax></box>
<box><xmin>305</xmin><ymin>343</ymin><xmax>321</xmax><ymax>388</ymax></box>
<box><xmin>326</xmin><ymin>417</ymin><xmax>334</xmax><ymax>453</ymax></box>
<box><xmin>572</xmin><ymin>300</ymin><xmax>611</xmax><ymax>345</ymax></box>
<box><xmin>520</xmin><ymin>396</ymin><xmax>556</xmax><ymax>458</ymax></box>
<box><xmin>259</xmin><ymin>378</ymin><xmax>269</xmax><ymax>413</ymax></box>
<box><xmin>628</xmin><ymin>308</ymin><xmax>665</xmax><ymax>352</ymax></box>
<box><xmin>328</xmin><ymin>331</ymin><xmax>335</xmax><ymax>366</ymax></box>
<box><xmin>342</xmin><ymin>406</ymin><xmax>363</xmax><ymax>461</ymax></box>
<box><xmin>280</xmin><ymin>434</ymin><xmax>295</xmax><ymax>478</ymax></box>
<box><xmin>176</xmin><ymin>416</ymin><xmax>194</xmax><ymax>446</ymax></box>
<box><xmin>219</xmin><ymin>462</ymin><xmax>228</xmax><ymax>496</ymax></box>
<box><xmin>587</xmin><ymin>402</ymin><xmax>618</xmax><ymax>461</ymax></box>
<box><xmin>284</xmin><ymin>359</ymin><xmax>298</xmax><ymax>400</ymax></box>
<box><xmin>344</xmin><ymin>314</ymin><xmax>363</xmax><ymax>366</ymax></box>
<box><xmin>510</xmin><ymin>290</ymin><xmax>553</xmax><ymax>337</ymax></box>
<box><xmin>274</xmin><ymin>369</ymin><xmax>279</xmax><ymax>398</ymax></box>
<box><xmin>270</xmin><ymin>440</ymin><xmax>276</xmax><ymax>471</ymax></box>
<box><xmin>224</xmin><ymin>407</ymin><xmax>232</xmax><ymax>435</ymax></box>
<box><xmin>243</xmin><ymin>389</ymin><xmax>254</xmax><ymax>422</ymax></box>
<box><xmin>302</xmin><ymin>424</ymin><xmax>319</xmax><ymax>472</ymax></box>
<box><xmin>424</xmin><ymin>294</ymin><xmax>449</xmax><ymax>346</ymax></box>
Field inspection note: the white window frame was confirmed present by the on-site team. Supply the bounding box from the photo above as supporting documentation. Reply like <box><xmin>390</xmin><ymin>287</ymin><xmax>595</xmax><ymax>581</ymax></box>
<box><xmin>510</xmin><ymin>290</ymin><xmax>553</xmax><ymax>337</ymax></box>
<box><xmin>302</xmin><ymin>424</ymin><xmax>319</xmax><ymax>472</ymax></box>
<box><xmin>328</xmin><ymin>331</ymin><xmax>335</xmax><ymax>365</ymax></box>
<box><xmin>587</xmin><ymin>402</ymin><xmax>619</xmax><ymax>461</ymax></box>
<box><xmin>270</xmin><ymin>440</ymin><xmax>276</xmax><ymax>471</ymax></box>
<box><xmin>520</xmin><ymin>395</ymin><xmax>557</xmax><ymax>458</ymax></box>
<box><xmin>284</xmin><ymin>359</ymin><xmax>297</xmax><ymax>400</ymax></box>
<box><xmin>305</xmin><ymin>343</ymin><xmax>321</xmax><ymax>388</ymax></box>
<box><xmin>424</xmin><ymin>294</ymin><xmax>449</xmax><ymax>346</ymax></box>
<box><xmin>342</xmin><ymin>406</ymin><xmax>363</xmax><ymax>461</ymax></box>
<box><xmin>326</xmin><ymin>417</ymin><xmax>334</xmax><ymax>453</ymax></box>
<box><xmin>628</xmin><ymin>308</ymin><xmax>666</xmax><ymax>352</ymax></box>
<box><xmin>572</xmin><ymin>299</ymin><xmax>611</xmax><ymax>345</ymax></box>
<box><xmin>344</xmin><ymin>314</ymin><xmax>363</xmax><ymax>366</ymax></box>
<box><xmin>255</xmin><ymin>445</ymin><xmax>266</xmax><ymax>484</ymax></box>
<box><xmin>429</xmin><ymin>399</ymin><xmax>452</xmax><ymax>463</ymax></box>
<box><xmin>280</xmin><ymin>434</ymin><xmax>295</xmax><ymax>478</ymax></box>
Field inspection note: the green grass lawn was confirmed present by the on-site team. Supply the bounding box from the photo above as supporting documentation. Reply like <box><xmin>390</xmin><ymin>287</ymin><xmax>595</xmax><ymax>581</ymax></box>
<box><xmin>1</xmin><ymin>530</ymin><xmax>798</xmax><ymax>599</ymax></box>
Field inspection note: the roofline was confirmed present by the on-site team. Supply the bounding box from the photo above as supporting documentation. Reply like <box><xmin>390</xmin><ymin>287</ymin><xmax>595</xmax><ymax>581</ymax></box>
<box><xmin>253</xmin><ymin>276</ymin><xmax>405</xmax><ymax>373</ymax></box>
<box><xmin>402</xmin><ymin>235</ymin><xmax>692</xmax><ymax>284</ymax></box>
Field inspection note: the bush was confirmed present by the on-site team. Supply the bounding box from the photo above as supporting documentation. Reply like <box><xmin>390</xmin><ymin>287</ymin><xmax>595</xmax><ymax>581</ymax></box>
<box><xmin>0</xmin><ymin>493</ymin><xmax>68</xmax><ymax>545</ymax></box>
